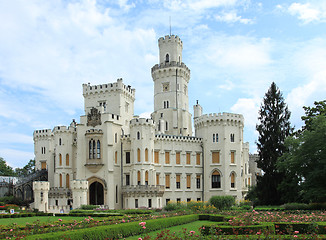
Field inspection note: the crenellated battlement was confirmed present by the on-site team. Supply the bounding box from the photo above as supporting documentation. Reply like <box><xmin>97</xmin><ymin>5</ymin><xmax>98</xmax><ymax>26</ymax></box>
<box><xmin>33</xmin><ymin>129</ymin><xmax>52</xmax><ymax>139</ymax></box>
<box><xmin>158</xmin><ymin>35</ymin><xmax>183</xmax><ymax>48</ymax></box>
<box><xmin>71</xmin><ymin>180</ymin><xmax>88</xmax><ymax>190</ymax></box>
<box><xmin>155</xmin><ymin>134</ymin><xmax>202</xmax><ymax>143</ymax></box>
<box><xmin>194</xmin><ymin>112</ymin><xmax>244</xmax><ymax>128</ymax></box>
<box><xmin>53</xmin><ymin>125</ymin><xmax>76</xmax><ymax>134</ymax></box>
<box><xmin>33</xmin><ymin>181</ymin><xmax>50</xmax><ymax>191</ymax></box>
<box><xmin>85</xmin><ymin>129</ymin><xmax>103</xmax><ymax>136</ymax></box>
<box><xmin>151</xmin><ymin>61</ymin><xmax>190</xmax><ymax>73</ymax></box>
<box><xmin>130</xmin><ymin>118</ymin><xmax>155</xmax><ymax>127</ymax></box>
<box><xmin>82</xmin><ymin>78</ymin><xmax>135</xmax><ymax>100</ymax></box>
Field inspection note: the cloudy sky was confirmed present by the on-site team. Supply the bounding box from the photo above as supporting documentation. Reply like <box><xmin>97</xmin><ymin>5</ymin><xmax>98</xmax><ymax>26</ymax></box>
<box><xmin>0</xmin><ymin>0</ymin><xmax>325</xmax><ymax>168</ymax></box>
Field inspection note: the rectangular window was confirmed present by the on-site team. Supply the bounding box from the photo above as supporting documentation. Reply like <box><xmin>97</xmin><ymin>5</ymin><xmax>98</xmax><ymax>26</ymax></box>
<box><xmin>196</xmin><ymin>153</ymin><xmax>200</xmax><ymax>165</ymax></box>
<box><xmin>186</xmin><ymin>152</ymin><xmax>191</xmax><ymax>165</ymax></box>
<box><xmin>41</xmin><ymin>162</ymin><xmax>46</xmax><ymax>170</ymax></box>
<box><xmin>187</xmin><ymin>175</ymin><xmax>191</xmax><ymax>189</ymax></box>
<box><xmin>165</xmin><ymin>151</ymin><xmax>170</xmax><ymax>164</ymax></box>
<box><xmin>176</xmin><ymin>174</ymin><xmax>181</xmax><ymax>189</ymax></box>
<box><xmin>176</xmin><ymin>152</ymin><xmax>180</xmax><ymax>165</ymax></box>
<box><xmin>135</xmin><ymin>199</ymin><xmax>138</xmax><ymax>208</ymax></box>
<box><xmin>165</xmin><ymin>174</ymin><xmax>170</xmax><ymax>189</ymax></box>
<box><xmin>126</xmin><ymin>152</ymin><xmax>130</xmax><ymax>164</ymax></box>
<box><xmin>126</xmin><ymin>174</ymin><xmax>130</xmax><ymax>186</ymax></box>
<box><xmin>166</xmin><ymin>198</ymin><xmax>170</xmax><ymax>205</ymax></box>
<box><xmin>115</xmin><ymin>151</ymin><xmax>118</xmax><ymax>164</ymax></box>
<box><xmin>212</xmin><ymin>152</ymin><xmax>220</xmax><ymax>164</ymax></box>
<box><xmin>196</xmin><ymin>175</ymin><xmax>201</xmax><ymax>189</ymax></box>
<box><xmin>248</xmin><ymin>177</ymin><xmax>251</xmax><ymax>186</ymax></box>
<box><xmin>187</xmin><ymin>198</ymin><xmax>191</xmax><ymax>202</ymax></box>
<box><xmin>197</xmin><ymin>198</ymin><xmax>201</xmax><ymax>202</ymax></box>
<box><xmin>156</xmin><ymin>173</ymin><xmax>160</xmax><ymax>185</ymax></box>
<box><xmin>231</xmin><ymin>151</ymin><xmax>235</xmax><ymax>164</ymax></box>
<box><xmin>148</xmin><ymin>199</ymin><xmax>152</xmax><ymax>208</ymax></box>
<box><xmin>177</xmin><ymin>198</ymin><xmax>181</xmax><ymax>203</ymax></box>
<box><xmin>154</xmin><ymin>151</ymin><xmax>159</xmax><ymax>164</ymax></box>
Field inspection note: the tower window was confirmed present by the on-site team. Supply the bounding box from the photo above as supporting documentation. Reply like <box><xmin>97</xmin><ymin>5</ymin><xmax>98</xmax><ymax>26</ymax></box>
<box><xmin>230</xmin><ymin>134</ymin><xmax>235</xmax><ymax>142</ymax></box>
<box><xmin>59</xmin><ymin>138</ymin><xmax>62</xmax><ymax>146</ymax></box>
<box><xmin>126</xmin><ymin>152</ymin><xmax>130</xmax><ymax>164</ymax></box>
<box><xmin>97</xmin><ymin>140</ymin><xmax>101</xmax><ymax>158</ymax></box>
<box><xmin>137</xmin><ymin>131</ymin><xmax>140</xmax><ymax>140</ymax></box>
<box><xmin>165</xmin><ymin>121</ymin><xmax>168</xmax><ymax>131</ymax></box>
<box><xmin>165</xmin><ymin>53</ymin><xmax>169</xmax><ymax>63</ymax></box>
<box><xmin>89</xmin><ymin>141</ymin><xmax>92</xmax><ymax>159</ymax></box>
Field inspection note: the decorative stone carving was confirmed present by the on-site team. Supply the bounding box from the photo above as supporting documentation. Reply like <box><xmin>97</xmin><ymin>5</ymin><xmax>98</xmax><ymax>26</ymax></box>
<box><xmin>87</xmin><ymin>107</ymin><xmax>101</xmax><ymax>127</ymax></box>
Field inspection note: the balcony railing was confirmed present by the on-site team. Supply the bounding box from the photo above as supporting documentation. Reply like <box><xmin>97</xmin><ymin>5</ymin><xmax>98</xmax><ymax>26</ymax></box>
<box><xmin>122</xmin><ymin>185</ymin><xmax>165</xmax><ymax>195</ymax></box>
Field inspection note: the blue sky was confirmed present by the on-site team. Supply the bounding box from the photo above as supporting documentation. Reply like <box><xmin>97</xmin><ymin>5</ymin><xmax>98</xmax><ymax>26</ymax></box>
<box><xmin>0</xmin><ymin>0</ymin><xmax>326</xmax><ymax>168</ymax></box>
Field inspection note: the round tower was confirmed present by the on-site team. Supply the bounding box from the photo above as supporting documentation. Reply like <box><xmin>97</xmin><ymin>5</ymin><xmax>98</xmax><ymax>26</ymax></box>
<box><xmin>71</xmin><ymin>180</ymin><xmax>88</xmax><ymax>209</ymax></box>
<box><xmin>33</xmin><ymin>181</ymin><xmax>50</xmax><ymax>213</ymax></box>
<box><xmin>151</xmin><ymin>35</ymin><xmax>192</xmax><ymax>136</ymax></box>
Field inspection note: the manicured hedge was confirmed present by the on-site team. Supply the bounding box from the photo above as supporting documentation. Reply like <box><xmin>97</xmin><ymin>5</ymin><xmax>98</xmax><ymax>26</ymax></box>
<box><xmin>26</xmin><ymin>214</ymin><xmax>199</xmax><ymax>239</ymax></box>
<box><xmin>201</xmin><ymin>222</ymin><xmax>275</xmax><ymax>235</ymax></box>
<box><xmin>198</xmin><ymin>214</ymin><xmax>233</xmax><ymax>222</ymax></box>
<box><xmin>275</xmin><ymin>222</ymin><xmax>318</xmax><ymax>234</ymax></box>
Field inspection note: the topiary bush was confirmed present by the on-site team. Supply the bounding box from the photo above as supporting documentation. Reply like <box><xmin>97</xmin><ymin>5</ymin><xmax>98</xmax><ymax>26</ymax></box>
<box><xmin>209</xmin><ymin>196</ymin><xmax>235</xmax><ymax>210</ymax></box>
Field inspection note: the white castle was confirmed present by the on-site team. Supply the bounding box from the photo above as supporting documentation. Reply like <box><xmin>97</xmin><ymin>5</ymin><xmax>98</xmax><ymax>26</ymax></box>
<box><xmin>32</xmin><ymin>35</ymin><xmax>251</xmax><ymax>213</ymax></box>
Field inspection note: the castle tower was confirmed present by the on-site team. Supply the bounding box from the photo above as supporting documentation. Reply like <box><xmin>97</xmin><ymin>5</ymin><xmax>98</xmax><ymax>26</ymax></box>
<box><xmin>151</xmin><ymin>35</ymin><xmax>192</xmax><ymax>136</ymax></box>
<box><xmin>33</xmin><ymin>181</ymin><xmax>50</xmax><ymax>212</ymax></box>
<box><xmin>71</xmin><ymin>180</ymin><xmax>88</xmax><ymax>209</ymax></box>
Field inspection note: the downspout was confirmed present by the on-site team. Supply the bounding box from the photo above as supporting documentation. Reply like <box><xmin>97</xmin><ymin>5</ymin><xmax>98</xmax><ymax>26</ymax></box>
<box><xmin>121</xmin><ymin>128</ymin><xmax>124</xmax><ymax>209</ymax></box>
<box><xmin>201</xmin><ymin>142</ymin><xmax>204</xmax><ymax>201</ymax></box>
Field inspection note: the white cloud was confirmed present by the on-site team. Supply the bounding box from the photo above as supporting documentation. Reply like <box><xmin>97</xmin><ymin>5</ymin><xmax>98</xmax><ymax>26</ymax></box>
<box><xmin>215</xmin><ymin>11</ymin><xmax>253</xmax><ymax>24</ymax></box>
<box><xmin>118</xmin><ymin>0</ymin><xmax>136</xmax><ymax>12</ymax></box>
<box><xmin>162</xmin><ymin>0</ymin><xmax>240</xmax><ymax>11</ymax></box>
<box><xmin>218</xmin><ymin>80</ymin><xmax>235</xmax><ymax>90</ymax></box>
<box><xmin>0</xmin><ymin>133</ymin><xmax>33</xmax><ymax>145</ymax></box>
<box><xmin>231</xmin><ymin>98</ymin><xmax>260</xmax><ymax>128</ymax></box>
<box><xmin>288</xmin><ymin>2</ymin><xmax>326</xmax><ymax>23</ymax></box>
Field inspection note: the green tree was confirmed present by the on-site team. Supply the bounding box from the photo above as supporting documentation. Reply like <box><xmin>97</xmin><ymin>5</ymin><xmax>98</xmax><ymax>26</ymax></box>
<box><xmin>277</xmin><ymin>101</ymin><xmax>326</xmax><ymax>202</ymax></box>
<box><xmin>255</xmin><ymin>82</ymin><xmax>293</xmax><ymax>205</ymax></box>
<box><xmin>0</xmin><ymin>157</ymin><xmax>16</xmax><ymax>176</ymax></box>
<box><xmin>14</xmin><ymin>159</ymin><xmax>35</xmax><ymax>177</ymax></box>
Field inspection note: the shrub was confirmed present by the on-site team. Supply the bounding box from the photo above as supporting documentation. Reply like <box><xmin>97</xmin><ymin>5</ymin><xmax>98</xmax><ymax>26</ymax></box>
<box><xmin>80</xmin><ymin>205</ymin><xmax>97</xmax><ymax>210</ymax></box>
<box><xmin>283</xmin><ymin>203</ymin><xmax>308</xmax><ymax>210</ymax></box>
<box><xmin>209</xmin><ymin>196</ymin><xmax>235</xmax><ymax>210</ymax></box>
<box><xmin>308</xmin><ymin>202</ymin><xmax>326</xmax><ymax>210</ymax></box>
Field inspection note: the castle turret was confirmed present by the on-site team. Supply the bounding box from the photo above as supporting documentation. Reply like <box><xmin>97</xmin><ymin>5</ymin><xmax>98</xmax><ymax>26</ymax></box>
<box><xmin>151</xmin><ymin>35</ymin><xmax>192</xmax><ymax>136</ymax></box>
<box><xmin>33</xmin><ymin>181</ymin><xmax>50</xmax><ymax>212</ymax></box>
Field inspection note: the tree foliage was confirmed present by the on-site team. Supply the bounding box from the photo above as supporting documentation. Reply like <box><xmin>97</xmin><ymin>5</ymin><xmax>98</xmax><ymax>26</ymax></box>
<box><xmin>277</xmin><ymin>100</ymin><xmax>326</xmax><ymax>203</ymax></box>
<box><xmin>255</xmin><ymin>82</ymin><xmax>293</xmax><ymax>205</ymax></box>
<box><xmin>0</xmin><ymin>157</ymin><xmax>16</xmax><ymax>176</ymax></box>
<box><xmin>14</xmin><ymin>159</ymin><xmax>35</xmax><ymax>177</ymax></box>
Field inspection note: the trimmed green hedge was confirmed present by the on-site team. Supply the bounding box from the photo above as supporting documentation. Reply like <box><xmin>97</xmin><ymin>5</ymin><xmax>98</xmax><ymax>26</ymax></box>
<box><xmin>26</xmin><ymin>214</ymin><xmax>199</xmax><ymax>239</ymax></box>
<box><xmin>198</xmin><ymin>214</ymin><xmax>233</xmax><ymax>222</ymax></box>
<box><xmin>201</xmin><ymin>222</ymin><xmax>275</xmax><ymax>235</ymax></box>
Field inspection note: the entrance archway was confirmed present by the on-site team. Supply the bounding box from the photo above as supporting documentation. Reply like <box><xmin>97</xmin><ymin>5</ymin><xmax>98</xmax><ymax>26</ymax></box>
<box><xmin>89</xmin><ymin>181</ymin><xmax>104</xmax><ymax>205</ymax></box>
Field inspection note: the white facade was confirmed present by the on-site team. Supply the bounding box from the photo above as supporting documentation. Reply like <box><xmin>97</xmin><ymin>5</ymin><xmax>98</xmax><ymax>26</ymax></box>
<box><xmin>33</xmin><ymin>34</ymin><xmax>251</xmax><ymax>212</ymax></box>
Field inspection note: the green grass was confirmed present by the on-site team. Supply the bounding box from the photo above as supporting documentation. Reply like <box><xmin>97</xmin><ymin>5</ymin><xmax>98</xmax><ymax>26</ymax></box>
<box><xmin>0</xmin><ymin>216</ymin><xmax>101</xmax><ymax>226</ymax></box>
<box><xmin>126</xmin><ymin>220</ymin><xmax>213</xmax><ymax>239</ymax></box>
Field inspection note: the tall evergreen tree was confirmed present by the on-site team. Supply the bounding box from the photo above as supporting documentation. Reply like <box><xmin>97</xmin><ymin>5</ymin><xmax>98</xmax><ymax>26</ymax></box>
<box><xmin>256</xmin><ymin>82</ymin><xmax>293</xmax><ymax>205</ymax></box>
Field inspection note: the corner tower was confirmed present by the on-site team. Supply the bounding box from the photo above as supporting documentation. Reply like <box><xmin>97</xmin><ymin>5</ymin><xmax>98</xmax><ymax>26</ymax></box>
<box><xmin>151</xmin><ymin>35</ymin><xmax>192</xmax><ymax>136</ymax></box>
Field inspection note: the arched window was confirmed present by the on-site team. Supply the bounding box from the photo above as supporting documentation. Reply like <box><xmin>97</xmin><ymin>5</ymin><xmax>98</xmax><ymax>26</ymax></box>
<box><xmin>165</xmin><ymin>53</ymin><xmax>169</xmax><ymax>63</ymax></box>
<box><xmin>93</xmin><ymin>140</ymin><xmax>96</xmax><ymax>159</ymax></box>
<box><xmin>66</xmin><ymin>173</ymin><xmax>70</xmax><ymax>188</ymax></box>
<box><xmin>231</xmin><ymin>172</ymin><xmax>235</xmax><ymax>188</ymax></box>
<box><xmin>66</xmin><ymin>154</ymin><xmax>69</xmax><ymax>166</ymax></box>
<box><xmin>137</xmin><ymin>171</ymin><xmax>141</xmax><ymax>185</ymax></box>
<box><xmin>59</xmin><ymin>174</ymin><xmax>62</xmax><ymax>187</ymax></box>
<box><xmin>145</xmin><ymin>171</ymin><xmax>149</xmax><ymax>185</ymax></box>
<box><xmin>115</xmin><ymin>151</ymin><xmax>118</xmax><ymax>164</ymax></box>
<box><xmin>137</xmin><ymin>148</ymin><xmax>141</xmax><ymax>162</ymax></box>
<box><xmin>167</xmin><ymin>101</ymin><xmax>169</xmax><ymax>108</ymax></box>
<box><xmin>137</xmin><ymin>131</ymin><xmax>140</xmax><ymax>140</ymax></box>
<box><xmin>145</xmin><ymin>148</ymin><xmax>148</xmax><ymax>162</ymax></box>
<box><xmin>216</xmin><ymin>133</ymin><xmax>218</xmax><ymax>143</ymax></box>
<box><xmin>230</xmin><ymin>134</ymin><xmax>235</xmax><ymax>142</ymax></box>
<box><xmin>59</xmin><ymin>138</ymin><xmax>62</xmax><ymax>146</ymax></box>
<box><xmin>213</xmin><ymin>134</ymin><xmax>215</xmax><ymax>142</ymax></box>
<box><xmin>89</xmin><ymin>141</ymin><xmax>92</xmax><ymax>159</ymax></box>
<box><xmin>97</xmin><ymin>140</ymin><xmax>101</xmax><ymax>158</ymax></box>
<box><xmin>212</xmin><ymin>170</ymin><xmax>221</xmax><ymax>188</ymax></box>
<box><xmin>165</xmin><ymin>121</ymin><xmax>168</xmax><ymax>131</ymax></box>
<box><xmin>59</xmin><ymin>154</ymin><xmax>62</xmax><ymax>166</ymax></box>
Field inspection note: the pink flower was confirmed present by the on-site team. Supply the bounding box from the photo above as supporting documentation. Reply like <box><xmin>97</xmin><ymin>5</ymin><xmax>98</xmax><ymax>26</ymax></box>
<box><xmin>142</xmin><ymin>226</ymin><xmax>146</xmax><ymax>229</ymax></box>
<box><xmin>10</xmin><ymin>229</ymin><xmax>13</xmax><ymax>232</ymax></box>
<box><xmin>138</xmin><ymin>238</ymin><xmax>142</xmax><ymax>240</ymax></box>
<box><xmin>294</xmin><ymin>235</ymin><xmax>298</xmax><ymax>238</ymax></box>
<box><xmin>294</xmin><ymin>231</ymin><xmax>299</xmax><ymax>234</ymax></box>
<box><xmin>58</xmin><ymin>219</ymin><xmax>62</xmax><ymax>222</ymax></box>
<box><xmin>122</xmin><ymin>219</ymin><xmax>125</xmax><ymax>223</ymax></box>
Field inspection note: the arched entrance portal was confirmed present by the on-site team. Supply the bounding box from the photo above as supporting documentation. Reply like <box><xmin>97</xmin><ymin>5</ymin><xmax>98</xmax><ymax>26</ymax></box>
<box><xmin>89</xmin><ymin>181</ymin><xmax>104</xmax><ymax>205</ymax></box>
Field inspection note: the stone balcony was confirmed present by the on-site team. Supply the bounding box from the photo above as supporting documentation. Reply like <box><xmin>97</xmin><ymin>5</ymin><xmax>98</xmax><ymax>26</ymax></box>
<box><xmin>122</xmin><ymin>185</ymin><xmax>165</xmax><ymax>197</ymax></box>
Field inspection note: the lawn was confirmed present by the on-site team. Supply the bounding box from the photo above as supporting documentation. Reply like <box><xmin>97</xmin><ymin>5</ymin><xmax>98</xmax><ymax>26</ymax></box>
<box><xmin>0</xmin><ymin>216</ymin><xmax>102</xmax><ymax>226</ymax></box>
<box><xmin>126</xmin><ymin>220</ymin><xmax>213</xmax><ymax>240</ymax></box>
